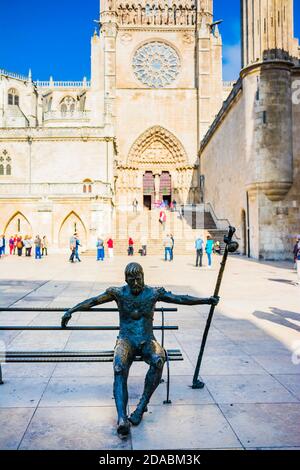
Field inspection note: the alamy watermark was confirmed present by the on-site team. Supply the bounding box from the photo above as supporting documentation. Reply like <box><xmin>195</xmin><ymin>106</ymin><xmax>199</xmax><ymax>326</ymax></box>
<box><xmin>292</xmin><ymin>80</ymin><xmax>300</xmax><ymax>105</ymax></box>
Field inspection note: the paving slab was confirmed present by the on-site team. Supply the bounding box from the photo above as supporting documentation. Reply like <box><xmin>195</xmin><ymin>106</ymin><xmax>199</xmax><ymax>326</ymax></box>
<box><xmin>252</xmin><ymin>354</ymin><xmax>300</xmax><ymax>375</ymax></box>
<box><xmin>1</xmin><ymin>363</ymin><xmax>56</xmax><ymax>379</ymax></box>
<box><xmin>220</xmin><ymin>403</ymin><xmax>300</xmax><ymax>449</ymax></box>
<box><xmin>275</xmin><ymin>375</ymin><xmax>300</xmax><ymax>400</ymax></box>
<box><xmin>0</xmin><ymin>378</ymin><xmax>49</xmax><ymax>408</ymax></box>
<box><xmin>128</xmin><ymin>375</ymin><xmax>214</xmax><ymax>406</ymax></box>
<box><xmin>202</xmin><ymin>374</ymin><xmax>299</xmax><ymax>404</ymax></box>
<box><xmin>0</xmin><ymin>408</ymin><xmax>35</xmax><ymax>450</ymax></box>
<box><xmin>39</xmin><ymin>377</ymin><xmax>115</xmax><ymax>407</ymax></box>
<box><xmin>130</xmin><ymin>404</ymin><xmax>243</xmax><ymax>450</ymax></box>
<box><xmin>19</xmin><ymin>406</ymin><xmax>131</xmax><ymax>450</ymax></box>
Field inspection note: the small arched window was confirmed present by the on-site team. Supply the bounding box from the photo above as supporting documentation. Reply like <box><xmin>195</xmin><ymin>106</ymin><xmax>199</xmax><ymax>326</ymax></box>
<box><xmin>8</xmin><ymin>88</ymin><xmax>19</xmax><ymax>106</ymax></box>
<box><xmin>48</xmin><ymin>97</ymin><xmax>53</xmax><ymax>112</ymax></box>
<box><xmin>0</xmin><ymin>150</ymin><xmax>12</xmax><ymax>176</ymax></box>
<box><xmin>60</xmin><ymin>96</ymin><xmax>76</xmax><ymax>116</ymax></box>
<box><xmin>83</xmin><ymin>179</ymin><xmax>93</xmax><ymax>194</ymax></box>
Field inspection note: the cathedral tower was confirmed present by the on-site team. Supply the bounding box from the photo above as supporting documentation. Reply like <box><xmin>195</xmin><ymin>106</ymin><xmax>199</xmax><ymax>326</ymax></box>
<box><xmin>242</xmin><ymin>0</ymin><xmax>300</xmax><ymax>67</ymax></box>
<box><xmin>96</xmin><ymin>1</ymin><xmax>224</xmax><ymax>207</ymax></box>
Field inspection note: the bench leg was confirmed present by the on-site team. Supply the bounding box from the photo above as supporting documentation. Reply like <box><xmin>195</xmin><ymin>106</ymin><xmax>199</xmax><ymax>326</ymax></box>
<box><xmin>0</xmin><ymin>364</ymin><xmax>3</xmax><ymax>385</ymax></box>
<box><xmin>163</xmin><ymin>351</ymin><xmax>171</xmax><ymax>405</ymax></box>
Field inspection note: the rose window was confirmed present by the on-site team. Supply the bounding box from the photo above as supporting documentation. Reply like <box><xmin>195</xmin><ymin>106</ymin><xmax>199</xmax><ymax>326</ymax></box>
<box><xmin>132</xmin><ymin>42</ymin><xmax>180</xmax><ymax>88</ymax></box>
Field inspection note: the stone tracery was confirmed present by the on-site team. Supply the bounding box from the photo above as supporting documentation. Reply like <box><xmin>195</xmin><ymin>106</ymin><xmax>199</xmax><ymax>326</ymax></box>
<box><xmin>116</xmin><ymin>2</ymin><xmax>197</xmax><ymax>26</ymax></box>
<box><xmin>127</xmin><ymin>126</ymin><xmax>187</xmax><ymax>167</ymax></box>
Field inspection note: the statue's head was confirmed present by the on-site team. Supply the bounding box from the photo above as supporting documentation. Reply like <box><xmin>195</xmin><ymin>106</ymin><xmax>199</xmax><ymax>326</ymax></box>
<box><xmin>125</xmin><ymin>262</ymin><xmax>144</xmax><ymax>296</ymax></box>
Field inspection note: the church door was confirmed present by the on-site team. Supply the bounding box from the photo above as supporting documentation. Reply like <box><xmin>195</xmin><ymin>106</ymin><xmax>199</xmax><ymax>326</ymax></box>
<box><xmin>143</xmin><ymin>171</ymin><xmax>155</xmax><ymax>210</ymax></box>
<box><xmin>159</xmin><ymin>171</ymin><xmax>172</xmax><ymax>207</ymax></box>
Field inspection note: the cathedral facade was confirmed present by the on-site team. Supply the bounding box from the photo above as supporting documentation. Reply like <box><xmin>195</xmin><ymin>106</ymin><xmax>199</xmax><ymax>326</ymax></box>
<box><xmin>0</xmin><ymin>0</ymin><xmax>299</xmax><ymax>259</ymax></box>
<box><xmin>0</xmin><ymin>0</ymin><xmax>225</xmax><ymax>250</ymax></box>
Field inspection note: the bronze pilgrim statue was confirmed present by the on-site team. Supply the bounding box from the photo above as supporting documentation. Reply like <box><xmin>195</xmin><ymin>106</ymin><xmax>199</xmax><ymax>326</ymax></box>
<box><xmin>61</xmin><ymin>262</ymin><xmax>219</xmax><ymax>437</ymax></box>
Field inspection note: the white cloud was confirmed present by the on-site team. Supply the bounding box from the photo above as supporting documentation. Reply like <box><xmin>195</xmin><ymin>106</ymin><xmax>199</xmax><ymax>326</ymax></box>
<box><xmin>223</xmin><ymin>43</ymin><xmax>241</xmax><ymax>81</ymax></box>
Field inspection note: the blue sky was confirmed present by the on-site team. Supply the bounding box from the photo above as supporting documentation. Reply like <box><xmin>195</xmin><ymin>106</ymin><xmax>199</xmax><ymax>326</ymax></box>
<box><xmin>0</xmin><ymin>1</ymin><xmax>299</xmax><ymax>81</ymax></box>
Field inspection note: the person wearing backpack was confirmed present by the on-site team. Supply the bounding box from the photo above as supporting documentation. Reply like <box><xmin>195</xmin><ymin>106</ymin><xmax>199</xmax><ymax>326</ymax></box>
<box><xmin>16</xmin><ymin>237</ymin><xmax>24</xmax><ymax>257</ymax></box>
<box><xmin>34</xmin><ymin>235</ymin><xmax>42</xmax><ymax>259</ymax></box>
<box><xmin>96</xmin><ymin>237</ymin><xmax>105</xmax><ymax>261</ymax></box>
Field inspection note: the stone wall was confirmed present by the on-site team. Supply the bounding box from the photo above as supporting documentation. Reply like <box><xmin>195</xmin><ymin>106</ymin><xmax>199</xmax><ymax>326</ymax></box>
<box><xmin>200</xmin><ymin>64</ymin><xmax>300</xmax><ymax>260</ymax></box>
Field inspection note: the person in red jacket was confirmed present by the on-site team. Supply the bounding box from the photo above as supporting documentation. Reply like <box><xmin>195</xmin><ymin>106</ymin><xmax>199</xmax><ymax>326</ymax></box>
<box><xmin>107</xmin><ymin>238</ymin><xmax>114</xmax><ymax>258</ymax></box>
<box><xmin>128</xmin><ymin>237</ymin><xmax>134</xmax><ymax>256</ymax></box>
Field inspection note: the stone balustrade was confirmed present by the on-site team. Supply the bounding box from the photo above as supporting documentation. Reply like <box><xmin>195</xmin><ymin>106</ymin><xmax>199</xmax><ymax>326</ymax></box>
<box><xmin>43</xmin><ymin>111</ymin><xmax>91</xmax><ymax>121</ymax></box>
<box><xmin>36</xmin><ymin>81</ymin><xmax>91</xmax><ymax>88</ymax></box>
<box><xmin>0</xmin><ymin>182</ymin><xmax>112</xmax><ymax>197</ymax></box>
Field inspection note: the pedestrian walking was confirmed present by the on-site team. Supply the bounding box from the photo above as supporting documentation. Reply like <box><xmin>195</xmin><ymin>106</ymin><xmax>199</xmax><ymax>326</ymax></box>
<box><xmin>159</xmin><ymin>210</ymin><xmax>167</xmax><ymax>231</ymax></box>
<box><xmin>128</xmin><ymin>237</ymin><xmax>134</xmax><ymax>256</ymax></box>
<box><xmin>293</xmin><ymin>236</ymin><xmax>300</xmax><ymax>268</ymax></box>
<box><xmin>132</xmin><ymin>198</ymin><xmax>138</xmax><ymax>213</ymax></box>
<box><xmin>74</xmin><ymin>234</ymin><xmax>81</xmax><ymax>262</ymax></box>
<box><xmin>34</xmin><ymin>235</ymin><xmax>42</xmax><ymax>259</ymax></box>
<box><xmin>16</xmin><ymin>237</ymin><xmax>24</xmax><ymax>257</ymax></box>
<box><xmin>163</xmin><ymin>234</ymin><xmax>173</xmax><ymax>262</ymax></box>
<box><xmin>0</xmin><ymin>234</ymin><xmax>6</xmax><ymax>256</ymax></box>
<box><xmin>170</xmin><ymin>234</ymin><xmax>175</xmax><ymax>260</ymax></box>
<box><xmin>42</xmin><ymin>236</ymin><xmax>48</xmax><ymax>256</ymax></box>
<box><xmin>69</xmin><ymin>234</ymin><xmax>76</xmax><ymax>263</ymax></box>
<box><xmin>96</xmin><ymin>237</ymin><xmax>105</xmax><ymax>261</ymax></box>
<box><xmin>0</xmin><ymin>236</ymin><xmax>3</xmax><ymax>259</ymax></box>
<box><xmin>9</xmin><ymin>236</ymin><xmax>14</xmax><ymax>255</ymax></box>
<box><xmin>205</xmin><ymin>235</ymin><xmax>214</xmax><ymax>268</ymax></box>
<box><xmin>195</xmin><ymin>236</ymin><xmax>204</xmax><ymax>267</ymax></box>
<box><xmin>107</xmin><ymin>238</ymin><xmax>114</xmax><ymax>259</ymax></box>
<box><xmin>13</xmin><ymin>235</ymin><xmax>18</xmax><ymax>255</ymax></box>
<box><xmin>294</xmin><ymin>237</ymin><xmax>300</xmax><ymax>284</ymax></box>
<box><xmin>24</xmin><ymin>236</ymin><xmax>32</xmax><ymax>257</ymax></box>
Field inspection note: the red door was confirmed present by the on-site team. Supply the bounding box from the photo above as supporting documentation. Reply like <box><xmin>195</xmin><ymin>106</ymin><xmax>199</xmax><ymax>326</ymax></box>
<box><xmin>143</xmin><ymin>172</ymin><xmax>154</xmax><ymax>209</ymax></box>
<box><xmin>159</xmin><ymin>172</ymin><xmax>172</xmax><ymax>206</ymax></box>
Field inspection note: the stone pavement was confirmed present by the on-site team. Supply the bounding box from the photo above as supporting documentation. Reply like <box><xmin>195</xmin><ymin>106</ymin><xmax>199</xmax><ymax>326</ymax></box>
<box><xmin>0</xmin><ymin>252</ymin><xmax>299</xmax><ymax>450</ymax></box>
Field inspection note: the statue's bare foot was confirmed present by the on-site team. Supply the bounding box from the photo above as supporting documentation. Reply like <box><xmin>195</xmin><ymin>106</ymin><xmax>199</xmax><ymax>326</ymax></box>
<box><xmin>117</xmin><ymin>417</ymin><xmax>130</xmax><ymax>438</ymax></box>
<box><xmin>129</xmin><ymin>405</ymin><xmax>148</xmax><ymax>426</ymax></box>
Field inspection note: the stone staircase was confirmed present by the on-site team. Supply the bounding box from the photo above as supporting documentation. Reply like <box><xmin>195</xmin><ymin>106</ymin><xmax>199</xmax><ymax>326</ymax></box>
<box><xmin>84</xmin><ymin>205</ymin><xmax>231</xmax><ymax>256</ymax></box>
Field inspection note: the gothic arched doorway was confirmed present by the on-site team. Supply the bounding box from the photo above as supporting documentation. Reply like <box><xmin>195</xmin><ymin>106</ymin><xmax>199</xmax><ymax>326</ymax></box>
<box><xmin>58</xmin><ymin>212</ymin><xmax>87</xmax><ymax>249</ymax></box>
<box><xmin>5</xmin><ymin>212</ymin><xmax>32</xmax><ymax>236</ymax></box>
<box><xmin>118</xmin><ymin>126</ymin><xmax>192</xmax><ymax>208</ymax></box>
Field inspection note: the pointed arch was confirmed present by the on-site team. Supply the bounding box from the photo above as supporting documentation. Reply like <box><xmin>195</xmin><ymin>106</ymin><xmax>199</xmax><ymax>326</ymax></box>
<box><xmin>58</xmin><ymin>211</ymin><xmax>87</xmax><ymax>248</ymax></box>
<box><xmin>4</xmin><ymin>211</ymin><xmax>32</xmax><ymax>236</ymax></box>
<box><xmin>127</xmin><ymin>126</ymin><xmax>188</xmax><ymax>168</ymax></box>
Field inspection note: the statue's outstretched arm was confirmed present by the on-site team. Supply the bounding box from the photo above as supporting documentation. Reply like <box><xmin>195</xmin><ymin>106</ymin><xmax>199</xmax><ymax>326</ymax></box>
<box><xmin>61</xmin><ymin>290</ymin><xmax>115</xmax><ymax>327</ymax></box>
<box><xmin>159</xmin><ymin>290</ymin><xmax>219</xmax><ymax>306</ymax></box>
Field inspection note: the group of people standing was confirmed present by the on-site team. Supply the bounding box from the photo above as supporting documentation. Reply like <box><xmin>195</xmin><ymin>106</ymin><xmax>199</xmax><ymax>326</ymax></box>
<box><xmin>195</xmin><ymin>235</ymin><xmax>220</xmax><ymax>268</ymax></box>
<box><xmin>95</xmin><ymin>237</ymin><xmax>115</xmax><ymax>261</ymax></box>
<box><xmin>0</xmin><ymin>234</ymin><xmax>48</xmax><ymax>259</ymax></box>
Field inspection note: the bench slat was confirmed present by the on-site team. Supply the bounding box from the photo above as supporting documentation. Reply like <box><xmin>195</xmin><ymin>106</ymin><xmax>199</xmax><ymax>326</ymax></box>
<box><xmin>0</xmin><ymin>326</ymin><xmax>178</xmax><ymax>331</ymax></box>
<box><xmin>2</xmin><ymin>355</ymin><xmax>183</xmax><ymax>363</ymax></box>
<box><xmin>4</xmin><ymin>349</ymin><xmax>182</xmax><ymax>357</ymax></box>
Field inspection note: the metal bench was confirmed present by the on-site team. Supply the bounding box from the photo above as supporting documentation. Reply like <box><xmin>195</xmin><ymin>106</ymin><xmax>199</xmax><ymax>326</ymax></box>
<box><xmin>0</xmin><ymin>307</ymin><xmax>183</xmax><ymax>404</ymax></box>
